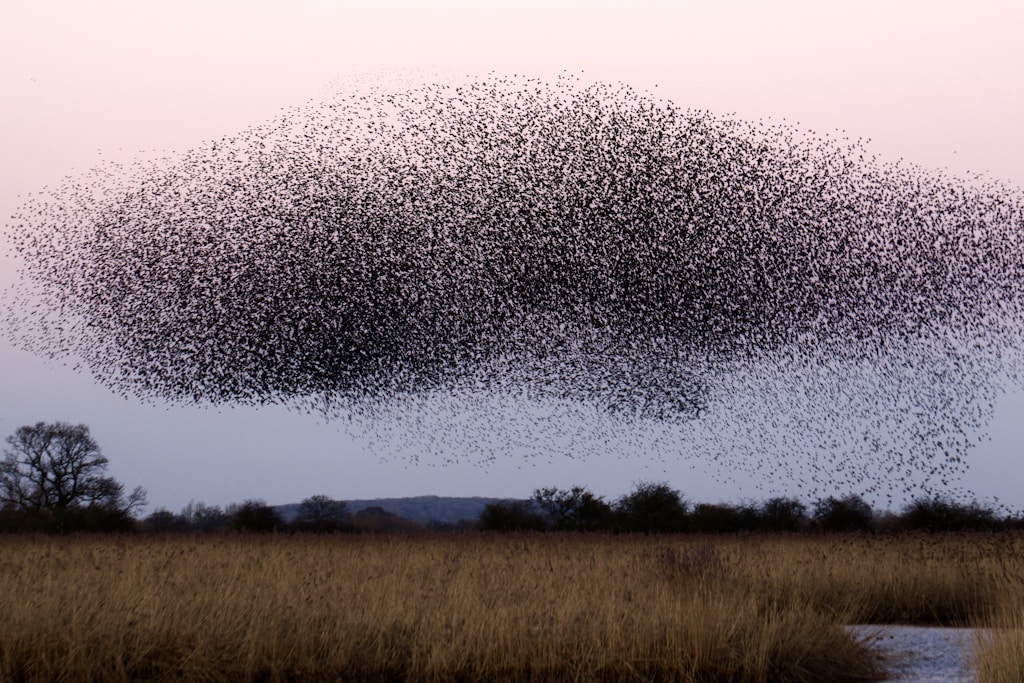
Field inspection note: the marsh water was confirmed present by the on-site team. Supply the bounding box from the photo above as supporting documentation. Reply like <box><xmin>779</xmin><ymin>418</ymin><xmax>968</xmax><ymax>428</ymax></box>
<box><xmin>847</xmin><ymin>625</ymin><xmax>988</xmax><ymax>682</ymax></box>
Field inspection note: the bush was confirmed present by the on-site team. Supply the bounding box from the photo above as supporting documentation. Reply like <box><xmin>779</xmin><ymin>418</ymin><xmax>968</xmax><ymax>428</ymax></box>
<box><xmin>60</xmin><ymin>504</ymin><xmax>137</xmax><ymax>533</ymax></box>
<box><xmin>813</xmin><ymin>495</ymin><xmax>874</xmax><ymax>532</ymax></box>
<box><xmin>689</xmin><ymin>503</ymin><xmax>762</xmax><ymax>533</ymax></box>
<box><xmin>900</xmin><ymin>497</ymin><xmax>998</xmax><ymax>532</ymax></box>
<box><xmin>231</xmin><ymin>500</ymin><xmax>284</xmax><ymax>533</ymax></box>
<box><xmin>143</xmin><ymin>509</ymin><xmax>188</xmax><ymax>533</ymax></box>
<box><xmin>615</xmin><ymin>481</ymin><xmax>688</xmax><ymax>533</ymax></box>
<box><xmin>478</xmin><ymin>500</ymin><xmax>546</xmax><ymax>531</ymax></box>
<box><xmin>533</xmin><ymin>486</ymin><xmax>613</xmax><ymax>531</ymax></box>
<box><xmin>759</xmin><ymin>497</ymin><xmax>807</xmax><ymax>532</ymax></box>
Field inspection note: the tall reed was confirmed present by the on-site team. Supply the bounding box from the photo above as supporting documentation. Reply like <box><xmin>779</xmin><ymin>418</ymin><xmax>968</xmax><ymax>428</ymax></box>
<box><xmin>972</xmin><ymin>545</ymin><xmax>1024</xmax><ymax>683</ymax></box>
<box><xmin>1</xmin><ymin>532</ymin><xmax>1018</xmax><ymax>682</ymax></box>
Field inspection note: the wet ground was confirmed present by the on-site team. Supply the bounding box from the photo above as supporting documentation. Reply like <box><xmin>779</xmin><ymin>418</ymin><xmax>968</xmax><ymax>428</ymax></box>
<box><xmin>847</xmin><ymin>625</ymin><xmax>988</xmax><ymax>682</ymax></box>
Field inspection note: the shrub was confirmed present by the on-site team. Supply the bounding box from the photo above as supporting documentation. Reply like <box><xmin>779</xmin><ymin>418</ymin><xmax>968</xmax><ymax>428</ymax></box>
<box><xmin>759</xmin><ymin>497</ymin><xmax>808</xmax><ymax>532</ymax></box>
<box><xmin>615</xmin><ymin>481</ymin><xmax>688</xmax><ymax>533</ymax></box>
<box><xmin>532</xmin><ymin>486</ymin><xmax>613</xmax><ymax>531</ymax></box>
<box><xmin>144</xmin><ymin>509</ymin><xmax>188</xmax><ymax>533</ymax></box>
<box><xmin>900</xmin><ymin>496</ymin><xmax>998</xmax><ymax>532</ymax></box>
<box><xmin>687</xmin><ymin>502</ymin><xmax>764</xmax><ymax>533</ymax></box>
<box><xmin>231</xmin><ymin>499</ymin><xmax>284</xmax><ymax>533</ymax></box>
<box><xmin>478</xmin><ymin>500</ymin><xmax>546</xmax><ymax>531</ymax></box>
<box><xmin>813</xmin><ymin>495</ymin><xmax>874</xmax><ymax>532</ymax></box>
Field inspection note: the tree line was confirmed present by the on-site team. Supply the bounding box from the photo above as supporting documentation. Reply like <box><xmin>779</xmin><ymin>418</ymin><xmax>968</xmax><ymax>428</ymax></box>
<box><xmin>2</xmin><ymin>422</ymin><xmax>1019</xmax><ymax>534</ymax></box>
<box><xmin>101</xmin><ymin>484</ymin><xmax>1024</xmax><ymax>535</ymax></box>
<box><xmin>140</xmin><ymin>497</ymin><xmax>433</xmax><ymax>534</ymax></box>
<box><xmin>479</xmin><ymin>483</ymin><xmax>1015</xmax><ymax>533</ymax></box>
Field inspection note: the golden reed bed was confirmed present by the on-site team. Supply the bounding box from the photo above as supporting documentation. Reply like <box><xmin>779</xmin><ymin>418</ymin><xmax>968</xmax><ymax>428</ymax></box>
<box><xmin>1</xmin><ymin>533</ymin><xmax>1022</xmax><ymax>682</ymax></box>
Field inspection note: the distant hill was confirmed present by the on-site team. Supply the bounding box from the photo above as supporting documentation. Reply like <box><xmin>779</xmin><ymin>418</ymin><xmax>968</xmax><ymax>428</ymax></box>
<box><xmin>276</xmin><ymin>495</ymin><xmax>515</xmax><ymax>524</ymax></box>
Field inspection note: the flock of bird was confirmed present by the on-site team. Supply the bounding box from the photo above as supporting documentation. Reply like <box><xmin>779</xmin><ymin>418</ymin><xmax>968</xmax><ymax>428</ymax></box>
<box><xmin>6</xmin><ymin>73</ymin><xmax>1024</xmax><ymax>500</ymax></box>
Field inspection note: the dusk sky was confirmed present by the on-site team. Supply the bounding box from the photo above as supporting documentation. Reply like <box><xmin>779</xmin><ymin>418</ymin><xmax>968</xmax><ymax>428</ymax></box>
<box><xmin>2</xmin><ymin>1</ymin><xmax>1023</xmax><ymax>514</ymax></box>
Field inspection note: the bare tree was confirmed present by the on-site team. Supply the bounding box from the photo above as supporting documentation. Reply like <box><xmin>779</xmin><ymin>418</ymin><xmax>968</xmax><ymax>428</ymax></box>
<box><xmin>0</xmin><ymin>422</ymin><xmax>146</xmax><ymax>531</ymax></box>
<box><xmin>180</xmin><ymin>501</ymin><xmax>230</xmax><ymax>532</ymax></box>
<box><xmin>293</xmin><ymin>494</ymin><xmax>351</xmax><ymax>532</ymax></box>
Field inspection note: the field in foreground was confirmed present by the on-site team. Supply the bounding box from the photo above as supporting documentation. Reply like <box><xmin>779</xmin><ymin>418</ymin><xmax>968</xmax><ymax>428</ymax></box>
<box><xmin>1</xmin><ymin>533</ymin><xmax>1023</xmax><ymax>682</ymax></box>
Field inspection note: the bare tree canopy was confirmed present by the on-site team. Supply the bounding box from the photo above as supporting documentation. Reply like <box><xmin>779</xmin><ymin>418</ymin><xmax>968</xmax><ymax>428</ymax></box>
<box><xmin>293</xmin><ymin>494</ymin><xmax>351</xmax><ymax>532</ymax></box>
<box><xmin>0</xmin><ymin>422</ymin><xmax>146</xmax><ymax>531</ymax></box>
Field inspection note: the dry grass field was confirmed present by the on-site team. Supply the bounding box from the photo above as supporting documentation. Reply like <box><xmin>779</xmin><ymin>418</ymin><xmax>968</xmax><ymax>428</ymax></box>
<box><xmin>1</xmin><ymin>532</ymin><xmax>1022</xmax><ymax>682</ymax></box>
<box><xmin>974</xmin><ymin>574</ymin><xmax>1024</xmax><ymax>683</ymax></box>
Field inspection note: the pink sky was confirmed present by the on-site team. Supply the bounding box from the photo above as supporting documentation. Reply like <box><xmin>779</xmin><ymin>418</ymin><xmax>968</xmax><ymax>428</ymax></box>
<box><xmin>1</xmin><ymin>1</ymin><xmax>1022</xmax><ymax>511</ymax></box>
